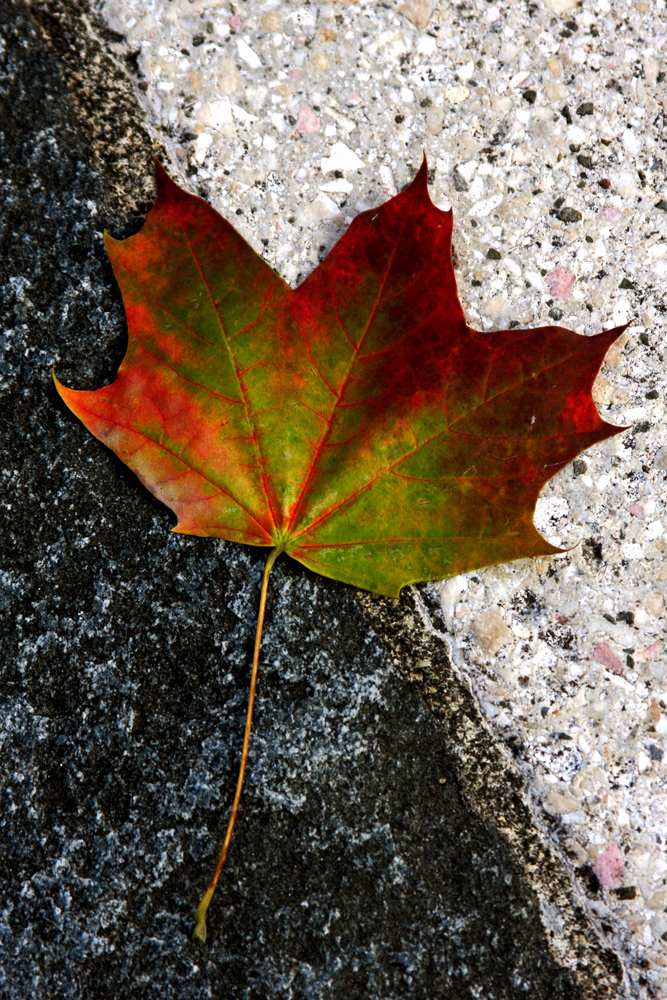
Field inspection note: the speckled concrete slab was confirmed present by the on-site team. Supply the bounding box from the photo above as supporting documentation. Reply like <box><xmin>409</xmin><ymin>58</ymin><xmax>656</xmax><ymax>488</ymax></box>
<box><xmin>0</xmin><ymin>0</ymin><xmax>661</xmax><ymax>997</ymax></box>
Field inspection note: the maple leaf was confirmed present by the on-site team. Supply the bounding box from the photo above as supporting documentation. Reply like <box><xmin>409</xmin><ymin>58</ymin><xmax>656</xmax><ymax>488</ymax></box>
<box><xmin>54</xmin><ymin>160</ymin><xmax>624</xmax><ymax>940</ymax></box>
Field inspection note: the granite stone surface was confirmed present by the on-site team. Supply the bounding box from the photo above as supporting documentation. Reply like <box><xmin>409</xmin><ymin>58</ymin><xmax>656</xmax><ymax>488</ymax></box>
<box><xmin>0</xmin><ymin>1</ymin><xmax>645</xmax><ymax>997</ymax></box>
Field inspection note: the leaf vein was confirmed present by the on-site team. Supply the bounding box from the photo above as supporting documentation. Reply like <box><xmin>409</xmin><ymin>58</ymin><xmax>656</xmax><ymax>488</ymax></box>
<box><xmin>179</xmin><ymin>223</ymin><xmax>280</xmax><ymax>531</ymax></box>
<box><xmin>73</xmin><ymin>400</ymin><xmax>272</xmax><ymax>537</ymax></box>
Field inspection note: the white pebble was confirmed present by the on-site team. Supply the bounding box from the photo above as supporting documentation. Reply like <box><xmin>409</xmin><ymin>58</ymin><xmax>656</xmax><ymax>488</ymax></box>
<box><xmin>466</xmin><ymin>176</ymin><xmax>485</xmax><ymax>202</ymax></box>
<box><xmin>525</xmin><ymin>270</ymin><xmax>545</xmax><ymax>292</ymax></box>
<box><xmin>621</xmin><ymin>541</ymin><xmax>645</xmax><ymax>560</ymax></box>
<box><xmin>200</xmin><ymin>99</ymin><xmax>233</xmax><ymax>128</ymax></box>
<box><xmin>231</xmin><ymin>105</ymin><xmax>258</xmax><ymax>123</ymax></box>
<box><xmin>438</xmin><ymin>575</ymin><xmax>468</xmax><ymax>630</ymax></box>
<box><xmin>468</xmin><ymin>194</ymin><xmax>503</xmax><ymax>218</ymax></box>
<box><xmin>237</xmin><ymin>38</ymin><xmax>262</xmax><ymax>69</ymax></box>
<box><xmin>296</xmin><ymin>194</ymin><xmax>339</xmax><ymax>226</ymax></box>
<box><xmin>416</xmin><ymin>34</ymin><xmax>437</xmax><ymax>56</ymax></box>
<box><xmin>193</xmin><ymin>133</ymin><xmax>212</xmax><ymax>164</ymax></box>
<box><xmin>612</xmin><ymin>297</ymin><xmax>632</xmax><ymax>325</ymax></box>
<box><xmin>457</xmin><ymin>160</ymin><xmax>478</xmax><ymax>183</ymax></box>
<box><xmin>498</xmin><ymin>42</ymin><xmax>518</xmax><ymax>63</ymax></box>
<box><xmin>568</xmin><ymin>125</ymin><xmax>587</xmax><ymax>145</ymax></box>
<box><xmin>319</xmin><ymin>179</ymin><xmax>353</xmax><ymax>194</ymax></box>
<box><xmin>613</xmin><ymin>171</ymin><xmax>638</xmax><ymax>199</ymax></box>
<box><xmin>543</xmin><ymin>0</ymin><xmax>578</xmax><ymax>11</ymax></box>
<box><xmin>379</xmin><ymin>165</ymin><xmax>397</xmax><ymax>195</ymax></box>
<box><xmin>321</xmin><ymin>142</ymin><xmax>364</xmax><ymax>174</ymax></box>
<box><xmin>644</xmin><ymin>57</ymin><xmax>660</xmax><ymax>87</ymax></box>
<box><xmin>623</xmin><ymin>130</ymin><xmax>642</xmax><ymax>157</ymax></box>
<box><xmin>623</xmin><ymin>406</ymin><xmax>647</xmax><ymax>421</ymax></box>
<box><xmin>426</xmin><ymin>107</ymin><xmax>444</xmax><ymax>135</ymax></box>
<box><xmin>323</xmin><ymin>106</ymin><xmax>357</xmax><ymax>134</ymax></box>
<box><xmin>444</xmin><ymin>84</ymin><xmax>470</xmax><ymax>104</ymax></box>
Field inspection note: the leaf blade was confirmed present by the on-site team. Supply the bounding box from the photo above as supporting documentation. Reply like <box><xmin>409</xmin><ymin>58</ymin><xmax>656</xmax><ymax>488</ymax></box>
<box><xmin>56</xmin><ymin>160</ymin><xmax>626</xmax><ymax>594</ymax></box>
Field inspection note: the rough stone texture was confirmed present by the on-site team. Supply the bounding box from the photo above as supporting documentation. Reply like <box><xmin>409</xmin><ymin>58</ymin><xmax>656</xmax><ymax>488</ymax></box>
<box><xmin>0</xmin><ymin>2</ymin><xmax>636</xmax><ymax>998</ymax></box>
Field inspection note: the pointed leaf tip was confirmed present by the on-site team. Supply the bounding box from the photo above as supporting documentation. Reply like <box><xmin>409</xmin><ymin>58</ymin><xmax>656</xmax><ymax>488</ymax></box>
<box><xmin>153</xmin><ymin>158</ymin><xmax>179</xmax><ymax>201</ymax></box>
<box><xmin>400</xmin><ymin>154</ymin><xmax>451</xmax><ymax>218</ymax></box>
<box><xmin>405</xmin><ymin>156</ymin><xmax>429</xmax><ymax>198</ymax></box>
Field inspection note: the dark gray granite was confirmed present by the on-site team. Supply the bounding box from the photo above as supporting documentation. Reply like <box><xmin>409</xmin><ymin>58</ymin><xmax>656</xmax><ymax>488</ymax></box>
<box><xmin>0</xmin><ymin>2</ymin><xmax>633</xmax><ymax>997</ymax></box>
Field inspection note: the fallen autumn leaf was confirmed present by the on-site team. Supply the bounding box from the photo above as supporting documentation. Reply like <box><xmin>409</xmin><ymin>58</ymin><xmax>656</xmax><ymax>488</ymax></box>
<box><xmin>55</xmin><ymin>158</ymin><xmax>625</xmax><ymax>940</ymax></box>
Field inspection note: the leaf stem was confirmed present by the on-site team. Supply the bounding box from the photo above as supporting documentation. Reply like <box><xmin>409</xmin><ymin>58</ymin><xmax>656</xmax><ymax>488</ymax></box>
<box><xmin>193</xmin><ymin>545</ymin><xmax>282</xmax><ymax>943</ymax></box>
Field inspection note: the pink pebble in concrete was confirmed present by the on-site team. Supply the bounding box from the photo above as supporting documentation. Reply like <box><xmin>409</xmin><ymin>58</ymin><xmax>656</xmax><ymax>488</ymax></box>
<box><xmin>592</xmin><ymin>642</ymin><xmax>624</xmax><ymax>675</ymax></box>
<box><xmin>296</xmin><ymin>106</ymin><xmax>321</xmax><ymax>134</ymax></box>
<box><xmin>597</xmin><ymin>205</ymin><xmax>623</xmax><ymax>224</ymax></box>
<box><xmin>545</xmin><ymin>267</ymin><xmax>576</xmax><ymax>299</ymax></box>
<box><xmin>593</xmin><ymin>842</ymin><xmax>625</xmax><ymax>890</ymax></box>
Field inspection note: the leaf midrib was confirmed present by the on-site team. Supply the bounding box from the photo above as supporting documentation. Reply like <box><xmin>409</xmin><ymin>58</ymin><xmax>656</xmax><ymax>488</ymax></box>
<box><xmin>285</xmin><ymin>219</ymin><xmax>408</xmax><ymax>534</ymax></box>
<box><xmin>178</xmin><ymin>217</ymin><xmax>282</xmax><ymax>532</ymax></box>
